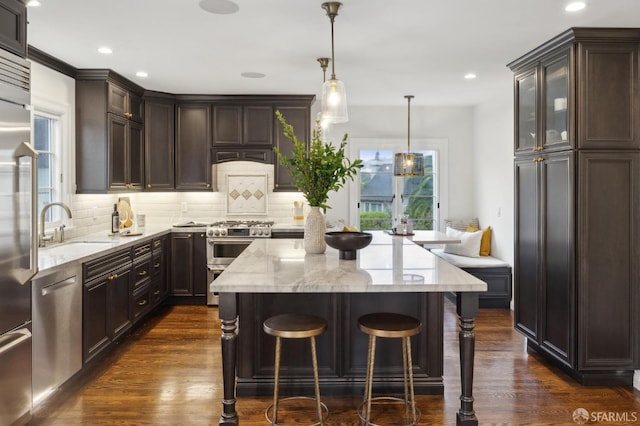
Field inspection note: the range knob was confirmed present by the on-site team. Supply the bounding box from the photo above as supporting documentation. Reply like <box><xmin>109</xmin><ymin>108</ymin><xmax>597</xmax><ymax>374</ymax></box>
<box><xmin>250</xmin><ymin>229</ymin><xmax>256</xmax><ymax>236</ymax></box>
<box><xmin>257</xmin><ymin>229</ymin><xmax>263</xmax><ymax>236</ymax></box>
<box><xmin>214</xmin><ymin>230</ymin><xmax>220</xmax><ymax>237</ymax></box>
<box><xmin>221</xmin><ymin>229</ymin><xmax>227</xmax><ymax>236</ymax></box>
<box><xmin>207</xmin><ymin>229</ymin><xmax>214</xmax><ymax>237</ymax></box>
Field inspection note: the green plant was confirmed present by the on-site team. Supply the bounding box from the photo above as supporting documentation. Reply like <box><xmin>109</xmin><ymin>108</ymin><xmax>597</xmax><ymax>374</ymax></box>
<box><xmin>274</xmin><ymin>110</ymin><xmax>363</xmax><ymax>210</ymax></box>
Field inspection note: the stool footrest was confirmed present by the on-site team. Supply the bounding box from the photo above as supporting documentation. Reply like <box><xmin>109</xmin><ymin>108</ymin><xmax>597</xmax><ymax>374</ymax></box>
<box><xmin>357</xmin><ymin>396</ymin><xmax>422</xmax><ymax>426</ymax></box>
<box><xmin>265</xmin><ymin>396</ymin><xmax>329</xmax><ymax>426</ymax></box>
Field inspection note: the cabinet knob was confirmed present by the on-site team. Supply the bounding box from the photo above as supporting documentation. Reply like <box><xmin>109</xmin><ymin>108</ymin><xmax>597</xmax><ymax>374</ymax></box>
<box><xmin>147</xmin><ymin>184</ymin><xmax>152</xmax><ymax>188</ymax></box>
<box><xmin>154</xmin><ymin>290</ymin><xmax>160</xmax><ymax>295</ymax></box>
<box><xmin>138</xmin><ymin>299</ymin><xmax>147</xmax><ymax>306</ymax></box>
<box><xmin>139</xmin><ymin>270</ymin><xmax>148</xmax><ymax>276</ymax></box>
<box><xmin>188</xmin><ymin>234</ymin><xmax>192</xmax><ymax>238</ymax></box>
<box><xmin>154</xmin><ymin>263</ymin><xmax>160</xmax><ymax>268</ymax></box>
<box><xmin>206</xmin><ymin>183</ymin><xmax>211</xmax><ymax>188</ymax></box>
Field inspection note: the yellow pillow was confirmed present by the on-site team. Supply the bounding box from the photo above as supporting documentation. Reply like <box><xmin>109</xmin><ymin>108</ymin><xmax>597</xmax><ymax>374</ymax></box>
<box><xmin>466</xmin><ymin>224</ymin><xmax>479</xmax><ymax>232</ymax></box>
<box><xmin>479</xmin><ymin>226</ymin><xmax>492</xmax><ymax>256</ymax></box>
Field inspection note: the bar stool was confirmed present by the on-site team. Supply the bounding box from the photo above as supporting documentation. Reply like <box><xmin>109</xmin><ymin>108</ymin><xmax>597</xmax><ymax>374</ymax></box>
<box><xmin>357</xmin><ymin>312</ymin><xmax>422</xmax><ymax>426</ymax></box>
<box><xmin>263</xmin><ymin>313</ymin><xmax>329</xmax><ymax>425</ymax></box>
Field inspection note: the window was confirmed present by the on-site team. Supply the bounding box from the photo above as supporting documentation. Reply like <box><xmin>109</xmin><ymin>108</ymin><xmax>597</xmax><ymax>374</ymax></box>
<box><xmin>350</xmin><ymin>139</ymin><xmax>448</xmax><ymax>231</ymax></box>
<box><xmin>34</xmin><ymin>113</ymin><xmax>60</xmax><ymax>222</ymax></box>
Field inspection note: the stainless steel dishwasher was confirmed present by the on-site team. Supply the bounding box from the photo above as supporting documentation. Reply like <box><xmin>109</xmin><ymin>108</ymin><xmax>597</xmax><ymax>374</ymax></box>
<box><xmin>32</xmin><ymin>264</ymin><xmax>82</xmax><ymax>406</ymax></box>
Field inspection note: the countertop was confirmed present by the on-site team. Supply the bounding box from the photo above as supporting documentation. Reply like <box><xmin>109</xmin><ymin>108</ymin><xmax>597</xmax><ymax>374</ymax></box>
<box><xmin>36</xmin><ymin>225</ymin><xmax>172</xmax><ymax>274</ymax></box>
<box><xmin>210</xmin><ymin>233</ymin><xmax>487</xmax><ymax>294</ymax></box>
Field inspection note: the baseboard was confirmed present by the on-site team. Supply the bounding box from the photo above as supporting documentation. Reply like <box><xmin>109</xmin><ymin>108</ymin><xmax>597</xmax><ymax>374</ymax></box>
<box><xmin>634</xmin><ymin>370</ymin><xmax>640</xmax><ymax>391</ymax></box>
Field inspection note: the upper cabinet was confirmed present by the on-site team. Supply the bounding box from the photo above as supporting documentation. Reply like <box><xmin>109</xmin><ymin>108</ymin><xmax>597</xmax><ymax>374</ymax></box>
<box><xmin>175</xmin><ymin>103</ymin><xmax>211</xmax><ymax>191</ymax></box>
<box><xmin>144</xmin><ymin>93</ymin><xmax>175</xmax><ymax>191</ymax></box>
<box><xmin>510</xmin><ymin>28</ymin><xmax>640</xmax><ymax>156</ymax></box>
<box><xmin>76</xmin><ymin>70</ymin><xmax>145</xmax><ymax>193</ymax></box>
<box><xmin>213</xmin><ymin>105</ymin><xmax>273</xmax><ymax>146</ymax></box>
<box><xmin>273</xmin><ymin>104</ymin><xmax>310</xmax><ymax>191</ymax></box>
<box><xmin>0</xmin><ymin>0</ymin><xmax>27</xmax><ymax>58</ymax></box>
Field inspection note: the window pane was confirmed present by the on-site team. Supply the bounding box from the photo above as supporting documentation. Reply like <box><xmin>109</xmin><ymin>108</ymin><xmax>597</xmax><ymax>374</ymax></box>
<box><xmin>34</xmin><ymin>115</ymin><xmax>51</xmax><ymax>151</ymax></box>
<box><xmin>359</xmin><ymin>150</ymin><xmax>394</xmax><ymax>230</ymax></box>
<box><xmin>403</xmin><ymin>152</ymin><xmax>435</xmax><ymax>230</ymax></box>
<box><xmin>34</xmin><ymin>114</ymin><xmax>58</xmax><ymax>224</ymax></box>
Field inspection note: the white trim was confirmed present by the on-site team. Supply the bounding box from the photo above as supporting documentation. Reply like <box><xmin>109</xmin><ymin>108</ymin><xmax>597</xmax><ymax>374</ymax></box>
<box><xmin>634</xmin><ymin>370</ymin><xmax>640</xmax><ymax>391</ymax></box>
<box><xmin>349</xmin><ymin>138</ymin><xmax>449</xmax><ymax>230</ymax></box>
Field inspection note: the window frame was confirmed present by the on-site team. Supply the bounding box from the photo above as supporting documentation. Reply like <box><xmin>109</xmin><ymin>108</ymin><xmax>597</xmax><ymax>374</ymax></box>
<box><xmin>31</xmin><ymin>94</ymin><xmax>73</xmax><ymax>230</ymax></box>
<box><xmin>348</xmin><ymin>138</ymin><xmax>449</xmax><ymax>231</ymax></box>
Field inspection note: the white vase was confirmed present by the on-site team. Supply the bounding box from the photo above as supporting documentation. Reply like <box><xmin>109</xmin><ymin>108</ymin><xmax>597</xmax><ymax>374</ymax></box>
<box><xmin>304</xmin><ymin>206</ymin><xmax>326</xmax><ymax>254</ymax></box>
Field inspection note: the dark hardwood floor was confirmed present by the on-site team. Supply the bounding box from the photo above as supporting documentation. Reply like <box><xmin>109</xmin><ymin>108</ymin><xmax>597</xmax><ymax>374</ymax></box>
<box><xmin>30</xmin><ymin>300</ymin><xmax>640</xmax><ymax>425</ymax></box>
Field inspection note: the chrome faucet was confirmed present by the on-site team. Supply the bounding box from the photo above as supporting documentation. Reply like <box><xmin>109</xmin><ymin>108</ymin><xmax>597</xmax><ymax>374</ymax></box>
<box><xmin>39</xmin><ymin>202</ymin><xmax>73</xmax><ymax>247</ymax></box>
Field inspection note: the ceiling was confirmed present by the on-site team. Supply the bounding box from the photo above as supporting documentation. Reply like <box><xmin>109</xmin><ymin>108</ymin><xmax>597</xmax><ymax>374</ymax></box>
<box><xmin>26</xmin><ymin>0</ymin><xmax>640</xmax><ymax>107</ymax></box>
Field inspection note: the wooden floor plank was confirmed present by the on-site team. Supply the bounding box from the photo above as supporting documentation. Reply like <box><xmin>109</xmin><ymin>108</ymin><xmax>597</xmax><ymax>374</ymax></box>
<box><xmin>30</xmin><ymin>300</ymin><xmax>640</xmax><ymax>425</ymax></box>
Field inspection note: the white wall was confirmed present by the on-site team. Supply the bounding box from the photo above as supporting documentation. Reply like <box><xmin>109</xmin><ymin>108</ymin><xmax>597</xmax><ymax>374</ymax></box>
<box><xmin>472</xmin><ymin>89</ymin><xmax>514</xmax><ymax>265</ymax></box>
<box><xmin>326</xmin><ymin>105</ymin><xmax>476</xmax><ymax>227</ymax></box>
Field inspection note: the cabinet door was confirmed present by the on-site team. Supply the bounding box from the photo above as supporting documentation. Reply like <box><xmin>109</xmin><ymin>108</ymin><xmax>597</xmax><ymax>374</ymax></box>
<box><xmin>193</xmin><ymin>232</ymin><xmax>208</xmax><ymax>297</ymax></box>
<box><xmin>539</xmin><ymin>152</ymin><xmax>574</xmax><ymax>366</ymax></box>
<box><xmin>83</xmin><ymin>279</ymin><xmax>109</xmax><ymax>363</ymax></box>
<box><xmin>514</xmin><ymin>157</ymin><xmax>540</xmax><ymax>340</ymax></box>
<box><xmin>108</xmin><ymin>83</ymin><xmax>129</xmax><ymax>118</ymax></box>
<box><xmin>578</xmin><ymin>42</ymin><xmax>640</xmax><ymax>149</ymax></box>
<box><xmin>176</xmin><ymin>104</ymin><xmax>212</xmax><ymax>190</ymax></box>
<box><xmin>128</xmin><ymin>92</ymin><xmax>144</xmax><ymax>123</ymax></box>
<box><xmin>542</xmin><ymin>51</ymin><xmax>572</xmax><ymax>151</ymax></box>
<box><xmin>110</xmin><ymin>267</ymin><xmax>132</xmax><ymax>340</ymax></box>
<box><xmin>244</xmin><ymin>105</ymin><xmax>273</xmax><ymax>145</ymax></box>
<box><xmin>145</xmin><ymin>99</ymin><xmax>175</xmax><ymax>190</ymax></box>
<box><xmin>273</xmin><ymin>105</ymin><xmax>309</xmax><ymax>191</ymax></box>
<box><xmin>170</xmin><ymin>233</ymin><xmax>194</xmax><ymax>295</ymax></box>
<box><xmin>578</xmin><ymin>151</ymin><xmax>640</xmax><ymax>369</ymax></box>
<box><xmin>515</xmin><ymin>69</ymin><xmax>538</xmax><ymax>155</ymax></box>
<box><xmin>213</xmin><ymin>106</ymin><xmax>242</xmax><ymax>145</ymax></box>
<box><xmin>108</xmin><ymin>113</ymin><xmax>128</xmax><ymax>190</ymax></box>
<box><xmin>0</xmin><ymin>0</ymin><xmax>27</xmax><ymax>57</ymax></box>
<box><xmin>128</xmin><ymin>120</ymin><xmax>144</xmax><ymax>189</ymax></box>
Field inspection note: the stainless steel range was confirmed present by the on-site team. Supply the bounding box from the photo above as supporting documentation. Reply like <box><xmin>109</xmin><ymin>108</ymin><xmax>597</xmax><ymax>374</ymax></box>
<box><xmin>206</xmin><ymin>220</ymin><xmax>273</xmax><ymax>305</ymax></box>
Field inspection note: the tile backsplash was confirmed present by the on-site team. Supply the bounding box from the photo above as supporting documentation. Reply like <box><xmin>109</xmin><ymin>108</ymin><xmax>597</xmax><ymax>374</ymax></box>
<box><xmin>66</xmin><ymin>161</ymin><xmax>309</xmax><ymax>238</ymax></box>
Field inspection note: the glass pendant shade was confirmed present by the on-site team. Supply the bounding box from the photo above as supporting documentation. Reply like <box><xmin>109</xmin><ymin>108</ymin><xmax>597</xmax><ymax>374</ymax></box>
<box><xmin>394</xmin><ymin>94</ymin><xmax>424</xmax><ymax>176</ymax></box>
<box><xmin>321</xmin><ymin>78</ymin><xmax>348</xmax><ymax>124</ymax></box>
<box><xmin>394</xmin><ymin>152</ymin><xmax>424</xmax><ymax>176</ymax></box>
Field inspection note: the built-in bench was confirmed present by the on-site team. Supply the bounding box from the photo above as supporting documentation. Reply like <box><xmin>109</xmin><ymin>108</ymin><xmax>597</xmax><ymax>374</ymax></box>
<box><xmin>430</xmin><ymin>248</ymin><xmax>512</xmax><ymax>309</ymax></box>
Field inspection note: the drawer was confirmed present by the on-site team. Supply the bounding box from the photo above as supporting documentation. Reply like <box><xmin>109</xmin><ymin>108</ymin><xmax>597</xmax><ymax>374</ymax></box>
<box><xmin>150</xmin><ymin>280</ymin><xmax>163</xmax><ymax>305</ymax></box>
<box><xmin>132</xmin><ymin>284</ymin><xmax>151</xmax><ymax>322</ymax></box>
<box><xmin>133</xmin><ymin>242</ymin><xmax>152</xmax><ymax>259</ymax></box>
<box><xmin>133</xmin><ymin>260</ymin><xmax>151</xmax><ymax>289</ymax></box>
<box><xmin>151</xmin><ymin>254</ymin><xmax>162</xmax><ymax>277</ymax></box>
<box><xmin>152</xmin><ymin>239</ymin><xmax>163</xmax><ymax>253</ymax></box>
<box><xmin>84</xmin><ymin>249</ymin><xmax>131</xmax><ymax>282</ymax></box>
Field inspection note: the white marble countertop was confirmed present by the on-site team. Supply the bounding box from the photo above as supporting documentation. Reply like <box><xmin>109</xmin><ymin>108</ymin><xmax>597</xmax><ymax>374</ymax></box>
<box><xmin>210</xmin><ymin>237</ymin><xmax>487</xmax><ymax>294</ymax></box>
<box><xmin>36</xmin><ymin>225</ymin><xmax>171</xmax><ymax>273</ymax></box>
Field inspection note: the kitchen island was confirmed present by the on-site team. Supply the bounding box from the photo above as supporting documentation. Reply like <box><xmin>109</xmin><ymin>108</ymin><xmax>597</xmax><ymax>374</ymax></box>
<box><xmin>211</xmin><ymin>236</ymin><xmax>487</xmax><ymax>425</ymax></box>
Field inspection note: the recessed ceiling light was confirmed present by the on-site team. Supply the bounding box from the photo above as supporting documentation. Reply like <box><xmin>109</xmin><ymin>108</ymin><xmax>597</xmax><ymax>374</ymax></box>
<box><xmin>27</xmin><ymin>1</ymin><xmax>41</xmax><ymax>7</ymax></box>
<box><xmin>464</xmin><ymin>73</ymin><xmax>477</xmax><ymax>80</ymax></box>
<box><xmin>565</xmin><ymin>2</ymin><xmax>586</xmax><ymax>12</ymax></box>
<box><xmin>199</xmin><ymin>0</ymin><xmax>239</xmax><ymax>15</ymax></box>
<box><xmin>136</xmin><ymin>71</ymin><xmax>148</xmax><ymax>78</ymax></box>
<box><xmin>97</xmin><ymin>46</ymin><xmax>113</xmax><ymax>55</ymax></box>
<box><xmin>241</xmin><ymin>72</ymin><xmax>266</xmax><ymax>79</ymax></box>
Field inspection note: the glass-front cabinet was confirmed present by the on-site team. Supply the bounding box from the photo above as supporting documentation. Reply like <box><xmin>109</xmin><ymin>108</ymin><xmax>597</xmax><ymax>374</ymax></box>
<box><xmin>542</xmin><ymin>51</ymin><xmax>571</xmax><ymax>151</ymax></box>
<box><xmin>515</xmin><ymin>49</ymin><xmax>572</xmax><ymax>156</ymax></box>
<box><xmin>515</xmin><ymin>70</ymin><xmax>537</xmax><ymax>154</ymax></box>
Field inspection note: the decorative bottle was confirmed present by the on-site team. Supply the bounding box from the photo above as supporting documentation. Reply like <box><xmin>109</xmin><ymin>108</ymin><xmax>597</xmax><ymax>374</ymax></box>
<box><xmin>111</xmin><ymin>204</ymin><xmax>119</xmax><ymax>234</ymax></box>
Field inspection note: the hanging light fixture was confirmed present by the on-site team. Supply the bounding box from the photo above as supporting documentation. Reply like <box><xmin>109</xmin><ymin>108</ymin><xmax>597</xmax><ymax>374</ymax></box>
<box><xmin>316</xmin><ymin>57</ymin><xmax>332</xmax><ymax>136</ymax></box>
<box><xmin>320</xmin><ymin>2</ymin><xmax>348</xmax><ymax>124</ymax></box>
<box><xmin>394</xmin><ymin>95</ymin><xmax>425</xmax><ymax>176</ymax></box>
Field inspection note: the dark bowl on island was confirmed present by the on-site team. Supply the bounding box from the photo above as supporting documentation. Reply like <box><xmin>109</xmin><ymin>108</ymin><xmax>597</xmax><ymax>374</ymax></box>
<box><xmin>324</xmin><ymin>231</ymin><xmax>373</xmax><ymax>260</ymax></box>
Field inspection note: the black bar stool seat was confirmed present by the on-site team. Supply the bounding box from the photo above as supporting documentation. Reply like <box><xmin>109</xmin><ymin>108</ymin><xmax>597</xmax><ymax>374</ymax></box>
<box><xmin>263</xmin><ymin>313</ymin><xmax>329</xmax><ymax>425</ymax></box>
<box><xmin>358</xmin><ymin>312</ymin><xmax>422</xmax><ymax>426</ymax></box>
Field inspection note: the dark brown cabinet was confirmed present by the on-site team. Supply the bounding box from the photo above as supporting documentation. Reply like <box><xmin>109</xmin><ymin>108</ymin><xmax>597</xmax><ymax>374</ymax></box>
<box><xmin>76</xmin><ymin>70</ymin><xmax>145</xmax><ymax>193</ymax></box>
<box><xmin>509</xmin><ymin>28</ymin><xmax>640</xmax><ymax>386</ymax></box>
<box><xmin>82</xmin><ymin>249</ymin><xmax>133</xmax><ymax>364</ymax></box>
<box><xmin>273</xmin><ymin>104</ymin><xmax>311</xmax><ymax>191</ymax></box>
<box><xmin>144</xmin><ymin>94</ymin><xmax>175</xmax><ymax>191</ymax></box>
<box><xmin>0</xmin><ymin>0</ymin><xmax>26</xmax><ymax>57</ymax></box>
<box><xmin>213</xmin><ymin>105</ymin><xmax>273</xmax><ymax>146</ymax></box>
<box><xmin>170</xmin><ymin>232</ymin><xmax>207</xmax><ymax>303</ymax></box>
<box><xmin>151</xmin><ymin>236</ymin><xmax>169</xmax><ymax>306</ymax></box>
<box><xmin>175</xmin><ymin>104</ymin><xmax>212</xmax><ymax>190</ymax></box>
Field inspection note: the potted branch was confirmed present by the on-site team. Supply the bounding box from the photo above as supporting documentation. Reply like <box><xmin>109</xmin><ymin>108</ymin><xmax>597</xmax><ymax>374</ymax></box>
<box><xmin>274</xmin><ymin>110</ymin><xmax>363</xmax><ymax>253</ymax></box>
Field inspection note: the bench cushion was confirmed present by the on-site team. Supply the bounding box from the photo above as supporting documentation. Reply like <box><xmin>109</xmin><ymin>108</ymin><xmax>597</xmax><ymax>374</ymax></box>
<box><xmin>431</xmin><ymin>248</ymin><xmax>510</xmax><ymax>268</ymax></box>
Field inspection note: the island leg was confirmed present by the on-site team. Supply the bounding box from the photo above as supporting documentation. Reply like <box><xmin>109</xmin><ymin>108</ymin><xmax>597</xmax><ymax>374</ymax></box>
<box><xmin>218</xmin><ymin>292</ymin><xmax>238</xmax><ymax>426</ymax></box>
<box><xmin>456</xmin><ymin>292</ymin><xmax>479</xmax><ymax>426</ymax></box>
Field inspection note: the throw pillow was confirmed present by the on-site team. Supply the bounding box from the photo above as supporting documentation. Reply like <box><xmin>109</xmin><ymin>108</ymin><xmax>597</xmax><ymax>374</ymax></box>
<box><xmin>445</xmin><ymin>218</ymin><xmax>480</xmax><ymax>232</ymax></box>
<box><xmin>479</xmin><ymin>226</ymin><xmax>492</xmax><ymax>256</ymax></box>
<box><xmin>443</xmin><ymin>226</ymin><xmax>483</xmax><ymax>258</ymax></box>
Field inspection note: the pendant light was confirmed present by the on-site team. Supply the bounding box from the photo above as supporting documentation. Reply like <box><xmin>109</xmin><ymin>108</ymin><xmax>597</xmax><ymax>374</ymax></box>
<box><xmin>394</xmin><ymin>95</ymin><xmax>425</xmax><ymax>176</ymax></box>
<box><xmin>321</xmin><ymin>2</ymin><xmax>348</xmax><ymax>124</ymax></box>
<box><xmin>316</xmin><ymin>57</ymin><xmax>332</xmax><ymax>137</ymax></box>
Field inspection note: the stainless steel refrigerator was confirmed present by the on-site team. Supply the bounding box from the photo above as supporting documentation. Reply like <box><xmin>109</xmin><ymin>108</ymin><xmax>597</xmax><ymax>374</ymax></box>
<box><xmin>0</xmin><ymin>49</ymin><xmax>36</xmax><ymax>425</ymax></box>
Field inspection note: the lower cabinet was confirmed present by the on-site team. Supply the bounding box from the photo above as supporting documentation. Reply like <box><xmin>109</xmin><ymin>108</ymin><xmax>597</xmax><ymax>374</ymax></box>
<box><xmin>170</xmin><ymin>231</ymin><xmax>207</xmax><ymax>304</ymax></box>
<box><xmin>82</xmin><ymin>235</ymin><xmax>170</xmax><ymax>364</ymax></box>
<box><xmin>83</xmin><ymin>249</ymin><xmax>133</xmax><ymax>364</ymax></box>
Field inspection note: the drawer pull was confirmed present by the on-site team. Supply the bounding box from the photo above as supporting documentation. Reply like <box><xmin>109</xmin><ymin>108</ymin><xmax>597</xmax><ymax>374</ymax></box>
<box><xmin>154</xmin><ymin>263</ymin><xmax>161</xmax><ymax>268</ymax></box>
<box><xmin>138</xmin><ymin>270</ymin><xmax>148</xmax><ymax>276</ymax></box>
<box><xmin>153</xmin><ymin>290</ymin><xmax>161</xmax><ymax>295</ymax></box>
<box><xmin>138</xmin><ymin>299</ymin><xmax>148</xmax><ymax>307</ymax></box>
<box><xmin>108</xmin><ymin>273</ymin><xmax>119</xmax><ymax>281</ymax></box>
